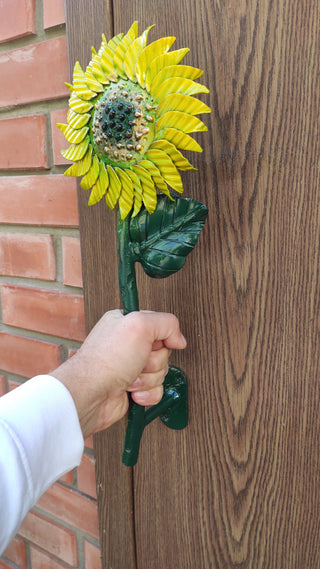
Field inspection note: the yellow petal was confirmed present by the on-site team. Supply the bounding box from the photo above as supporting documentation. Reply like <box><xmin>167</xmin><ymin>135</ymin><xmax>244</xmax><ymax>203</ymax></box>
<box><xmin>84</xmin><ymin>68</ymin><xmax>104</xmax><ymax>93</ymax></box>
<box><xmin>156</xmin><ymin>93</ymin><xmax>211</xmax><ymax>118</ymax></box>
<box><xmin>136</xmin><ymin>37</ymin><xmax>176</xmax><ymax>88</ymax></box>
<box><xmin>126</xmin><ymin>21</ymin><xmax>139</xmax><ymax>41</ymax></box>
<box><xmin>107</xmin><ymin>33</ymin><xmax>124</xmax><ymax>54</ymax></box>
<box><xmin>154</xmin><ymin>127</ymin><xmax>203</xmax><ymax>153</ymax></box>
<box><xmin>113</xmin><ymin>37</ymin><xmax>132</xmax><ymax>78</ymax></box>
<box><xmin>88</xmin><ymin>160</ymin><xmax>109</xmax><ymax>205</ymax></box>
<box><xmin>57</xmin><ymin>123</ymin><xmax>88</xmax><ymax>144</ymax></box>
<box><xmin>126</xmin><ymin>169</ymin><xmax>143</xmax><ymax>217</ymax></box>
<box><xmin>123</xmin><ymin>25</ymin><xmax>155</xmax><ymax>82</ymax></box>
<box><xmin>61</xmin><ymin>136</ymin><xmax>90</xmax><ymax>161</ymax></box>
<box><xmin>113</xmin><ymin>22</ymin><xmax>139</xmax><ymax>78</ymax></box>
<box><xmin>64</xmin><ymin>146</ymin><xmax>92</xmax><ymax>177</ymax></box>
<box><xmin>67</xmin><ymin>109</ymin><xmax>91</xmax><ymax>129</ymax></box>
<box><xmin>65</xmin><ymin>82</ymin><xmax>73</xmax><ymax>93</ymax></box>
<box><xmin>90</xmin><ymin>56</ymin><xmax>109</xmax><ymax>84</ymax></box>
<box><xmin>145</xmin><ymin>48</ymin><xmax>189</xmax><ymax>91</ymax></box>
<box><xmin>150</xmin><ymin>65</ymin><xmax>203</xmax><ymax>97</ymax></box>
<box><xmin>100</xmin><ymin>43</ymin><xmax>116</xmax><ymax>76</ymax></box>
<box><xmin>150</xmin><ymin>140</ymin><xmax>196</xmax><ymax>171</ymax></box>
<box><xmin>98</xmin><ymin>33</ymin><xmax>123</xmax><ymax>77</ymax></box>
<box><xmin>69</xmin><ymin>92</ymin><xmax>93</xmax><ymax>114</ymax></box>
<box><xmin>80</xmin><ymin>154</ymin><xmax>100</xmax><ymax>189</ymax></box>
<box><xmin>145</xmin><ymin>148</ymin><xmax>183</xmax><ymax>193</ymax></box>
<box><xmin>115</xmin><ymin>168</ymin><xmax>134</xmax><ymax>219</ymax></box>
<box><xmin>105</xmin><ymin>166</ymin><xmax>121</xmax><ymax>210</ymax></box>
<box><xmin>152</xmin><ymin>77</ymin><xmax>209</xmax><ymax>103</ymax></box>
<box><xmin>72</xmin><ymin>61</ymin><xmax>96</xmax><ymax>100</ymax></box>
<box><xmin>155</xmin><ymin>111</ymin><xmax>207</xmax><ymax>134</ymax></box>
<box><xmin>136</xmin><ymin>159</ymin><xmax>172</xmax><ymax>198</ymax></box>
<box><xmin>132</xmin><ymin>164</ymin><xmax>157</xmax><ymax>213</ymax></box>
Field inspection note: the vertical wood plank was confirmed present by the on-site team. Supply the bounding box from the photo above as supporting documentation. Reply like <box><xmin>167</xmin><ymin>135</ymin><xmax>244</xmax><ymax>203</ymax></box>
<box><xmin>66</xmin><ymin>1</ymin><xmax>320</xmax><ymax>567</ymax></box>
<box><xmin>65</xmin><ymin>2</ymin><xmax>136</xmax><ymax>568</ymax></box>
<box><xmin>113</xmin><ymin>1</ymin><xmax>320</xmax><ymax>568</ymax></box>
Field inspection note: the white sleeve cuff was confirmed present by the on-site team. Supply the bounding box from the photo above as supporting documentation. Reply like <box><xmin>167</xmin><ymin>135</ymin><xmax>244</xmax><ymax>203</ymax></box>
<box><xmin>0</xmin><ymin>375</ymin><xmax>84</xmax><ymax>551</ymax></box>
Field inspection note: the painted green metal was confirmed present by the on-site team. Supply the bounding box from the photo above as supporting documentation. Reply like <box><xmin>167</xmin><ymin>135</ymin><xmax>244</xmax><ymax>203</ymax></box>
<box><xmin>118</xmin><ymin>196</ymin><xmax>208</xmax><ymax>466</ymax></box>
<box><xmin>122</xmin><ymin>365</ymin><xmax>188</xmax><ymax>466</ymax></box>
<box><xmin>128</xmin><ymin>195</ymin><xmax>209</xmax><ymax>278</ymax></box>
<box><xmin>145</xmin><ymin>366</ymin><xmax>188</xmax><ymax>429</ymax></box>
<box><xmin>117</xmin><ymin>212</ymin><xmax>145</xmax><ymax>466</ymax></box>
<box><xmin>117</xmin><ymin>213</ymin><xmax>139</xmax><ymax>314</ymax></box>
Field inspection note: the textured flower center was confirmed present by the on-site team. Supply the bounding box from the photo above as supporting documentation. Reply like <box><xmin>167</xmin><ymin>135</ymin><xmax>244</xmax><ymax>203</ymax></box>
<box><xmin>91</xmin><ymin>79</ymin><xmax>155</xmax><ymax>167</ymax></box>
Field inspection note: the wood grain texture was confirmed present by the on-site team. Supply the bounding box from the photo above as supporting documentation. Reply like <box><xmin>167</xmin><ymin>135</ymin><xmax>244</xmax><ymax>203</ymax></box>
<box><xmin>65</xmin><ymin>2</ymin><xmax>136</xmax><ymax>568</ymax></box>
<box><xmin>66</xmin><ymin>0</ymin><xmax>320</xmax><ymax>567</ymax></box>
<box><xmin>114</xmin><ymin>1</ymin><xmax>320</xmax><ymax>568</ymax></box>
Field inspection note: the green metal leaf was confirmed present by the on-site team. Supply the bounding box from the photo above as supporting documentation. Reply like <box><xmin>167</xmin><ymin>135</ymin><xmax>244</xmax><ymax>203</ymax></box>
<box><xmin>128</xmin><ymin>195</ymin><xmax>208</xmax><ymax>278</ymax></box>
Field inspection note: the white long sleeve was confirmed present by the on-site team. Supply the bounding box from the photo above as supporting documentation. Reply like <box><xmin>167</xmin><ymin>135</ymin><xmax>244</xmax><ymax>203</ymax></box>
<box><xmin>0</xmin><ymin>375</ymin><xmax>84</xmax><ymax>554</ymax></box>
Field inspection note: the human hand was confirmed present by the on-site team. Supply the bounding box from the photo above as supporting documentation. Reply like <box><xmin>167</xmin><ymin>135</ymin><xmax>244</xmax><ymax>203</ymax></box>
<box><xmin>52</xmin><ymin>310</ymin><xmax>187</xmax><ymax>439</ymax></box>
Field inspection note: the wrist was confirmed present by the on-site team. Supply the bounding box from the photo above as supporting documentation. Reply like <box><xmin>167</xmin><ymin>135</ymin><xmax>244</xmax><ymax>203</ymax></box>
<box><xmin>51</xmin><ymin>353</ymin><xmax>128</xmax><ymax>439</ymax></box>
<box><xmin>51</xmin><ymin>355</ymin><xmax>94</xmax><ymax>439</ymax></box>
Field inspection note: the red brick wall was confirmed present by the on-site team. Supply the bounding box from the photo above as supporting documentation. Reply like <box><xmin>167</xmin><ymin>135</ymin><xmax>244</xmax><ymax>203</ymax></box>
<box><xmin>0</xmin><ymin>1</ymin><xmax>102</xmax><ymax>567</ymax></box>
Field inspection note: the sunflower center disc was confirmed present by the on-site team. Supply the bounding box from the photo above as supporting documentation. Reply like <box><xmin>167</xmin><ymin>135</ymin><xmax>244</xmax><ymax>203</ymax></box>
<box><xmin>91</xmin><ymin>79</ymin><xmax>155</xmax><ymax>167</ymax></box>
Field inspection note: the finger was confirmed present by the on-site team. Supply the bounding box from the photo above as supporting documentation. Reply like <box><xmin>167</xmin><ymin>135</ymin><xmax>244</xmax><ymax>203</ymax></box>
<box><xmin>127</xmin><ymin>366</ymin><xmax>168</xmax><ymax>392</ymax></box>
<box><xmin>152</xmin><ymin>339</ymin><xmax>166</xmax><ymax>351</ymax></box>
<box><xmin>132</xmin><ymin>385</ymin><xmax>164</xmax><ymax>406</ymax></box>
<box><xmin>143</xmin><ymin>347</ymin><xmax>171</xmax><ymax>374</ymax></box>
<box><xmin>139</xmin><ymin>311</ymin><xmax>187</xmax><ymax>350</ymax></box>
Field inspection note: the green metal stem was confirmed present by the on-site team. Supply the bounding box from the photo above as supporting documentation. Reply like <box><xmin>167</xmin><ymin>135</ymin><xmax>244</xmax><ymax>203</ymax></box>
<box><xmin>117</xmin><ymin>213</ymin><xmax>139</xmax><ymax>315</ymax></box>
<box><xmin>117</xmin><ymin>212</ymin><xmax>145</xmax><ymax>466</ymax></box>
<box><xmin>145</xmin><ymin>390</ymin><xmax>179</xmax><ymax>425</ymax></box>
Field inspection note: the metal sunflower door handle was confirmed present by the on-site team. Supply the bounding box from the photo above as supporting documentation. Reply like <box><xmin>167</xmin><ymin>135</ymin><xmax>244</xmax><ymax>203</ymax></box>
<box><xmin>58</xmin><ymin>21</ymin><xmax>210</xmax><ymax>465</ymax></box>
<box><xmin>117</xmin><ymin>197</ymin><xmax>207</xmax><ymax>466</ymax></box>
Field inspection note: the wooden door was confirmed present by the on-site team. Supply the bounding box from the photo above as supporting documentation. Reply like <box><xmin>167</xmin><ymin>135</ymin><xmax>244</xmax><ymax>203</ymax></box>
<box><xmin>66</xmin><ymin>1</ymin><xmax>320</xmax><ymax>567</ymax></box>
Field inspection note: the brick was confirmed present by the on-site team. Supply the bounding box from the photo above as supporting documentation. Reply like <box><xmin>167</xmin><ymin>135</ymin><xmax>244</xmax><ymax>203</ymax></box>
<box><xmin>43</xmin><ymin>0</ymin><xmax>66</xmax><ymax>29</ymax></box>
<box><xmin>30</xmin><ymin>546</ymin><xmax>70</xmax><ymax>569</ymax></box>
<box><xmin>0</xmin><ymin>375</ymin><xmax>6</xmax><ymax>396</ymax></box>
<box><xmin>59</xmin><ymin>469</ymin><xmax>75</xmax><ymax>485</ymax></box>
<box><xmin>0</xmin><ymin>559</ymin><xmax>13</xmax><ymax>568</ymax></box>
<box><xmin>0</xmin><ymin>115</ymin><xmax>48</xmax><ymax>170</ymax></box>
<box><xmin>50</xmin><ymin>108</ymin><xmax>69</xmax><ymax>165</ymax></box>
<box><xmin>37</xmin><ymin>483</ymin><xmax>99</xmax><ymax>539</ymax></box>
<box><xmin>0</xmin><ymin>37</ymin><xmax>69</xmax><ymax>107</ymax></box>
<box><xmin>19</xmin><ymin>511</ymin><xmax>78</xmax><ymax>566</ymax></box>
<box><xmin>0</xmin><ymin>333</ymin><xmax>61</xmax><ymax>377</ymax></box>
<box><xmin>0</xmin><ymin>175</ymin><xmax>79</xmax><ymax>227</ymax></box>
<box><xmin>1</xmin><ymin>284</ymin><xmax>85</xmax><ymax>341</ymax></box>
<box><xmin>84</xmin><ymin>540</ymin><xmax>102</xmax><ymax>569</ymax></box>
<box><xmin>85</xmin><ymin>435</ymin><xmax>94</xmax><ymax>449</ymax></box>
<box><xmin>68</xmin><ymin>348</ymin><xmax>77</xmax><ymax>358</ymax></box>
<box><xmin>0</xmin><ymin>0</ymin><xmax>35</xmax><ymax>43</ymax></box>
<box><xmin>0</xmin><ymin>232</ymin><xmax>56</xmax><ymax>280</ymax></box>
<box><xmin>77</xmin><ymin>453</ymin><xmax>97</xmax><ymax>499</ymax></box>
<box><xmin>62</xmin><ymin>236</ymin><xmax>83</xmax><ymax>287</ymax></box>
<box><xmin>8</xmin><ymin>379</ymin><xmax>22</xmax><ymax>391</ymax></box>
<box><xmin>2</xmin><ymin>536</ymin><xmax>27</xmax><ymax>569</ymax></box>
